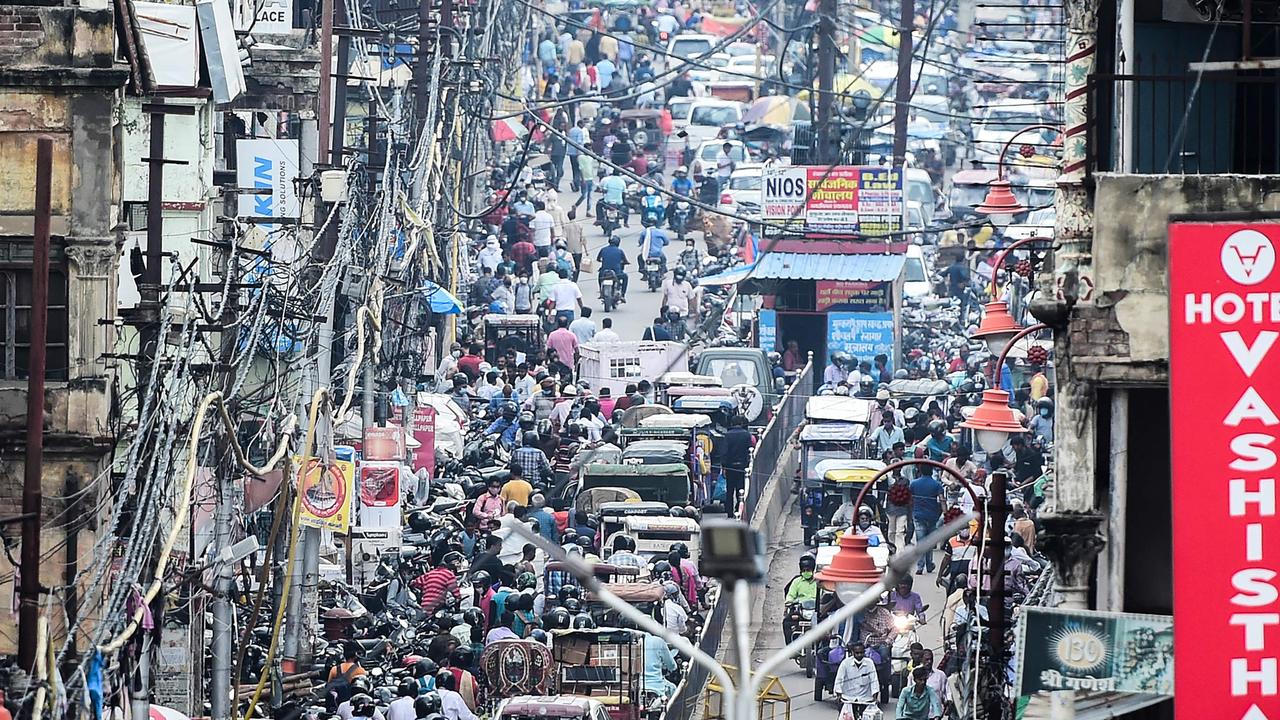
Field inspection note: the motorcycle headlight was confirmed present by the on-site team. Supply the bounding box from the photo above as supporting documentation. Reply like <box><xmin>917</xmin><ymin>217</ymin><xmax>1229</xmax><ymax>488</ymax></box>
<box><xmin>893</xmin><ymin>615</ymin><xmax>913</xmax><ymax>632</ymax></box>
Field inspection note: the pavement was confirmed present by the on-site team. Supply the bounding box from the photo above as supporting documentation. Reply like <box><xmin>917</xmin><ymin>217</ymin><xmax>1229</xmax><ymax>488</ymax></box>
<box><xmin>749</xmin><ymin>495</ymin><xmax>949</xmax><ymax>720</ymax></box>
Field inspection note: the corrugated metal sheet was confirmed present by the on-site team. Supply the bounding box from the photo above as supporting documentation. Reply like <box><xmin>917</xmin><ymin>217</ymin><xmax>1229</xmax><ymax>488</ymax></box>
<box><xmin>752</xmin><ymin>251</ymin><xmax>906</xmax><ymax>282</ymax></box>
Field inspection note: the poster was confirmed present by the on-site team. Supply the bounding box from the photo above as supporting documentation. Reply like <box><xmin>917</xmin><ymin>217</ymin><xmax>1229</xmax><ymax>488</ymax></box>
<box><xmin>1169</xmin><ymin>222</ymin><xmax>1280</xmax><ymax>720</ymax></box>
<box><xmin>757</xmin><ymin>309</ymin><xmax>777</xmax><ymax>352</ymax></box>
<box><xmin>295</xmin><ymin>455</ymin><xmax>353</xmax><ymax>533</ymax></box>
<box><xmin>358</xmin><ymin>461</ymin><xmax>401</xmax><ymax>508</ymax></box>
<box><xmin>235</xmin><ymin>139</ymin><xmax>301</xmax><ymax>220</ymax></box>
<box><xmin>232</xmin><ymin>0</ymin><xmax>293</xmax><ymax>34</ymax></box>
<box><xmin>1016</xmin><ymin>607</ymin><xmax>1173</xmax><ymax>697</ymax></box>
<box><xmin>410</xmin><ymin>406</ymin><xmax>437</xmax><ymax>478</ymax></box>
<box><xmin>363</xmin><ymin>426</ymin><xmax>404</xmax><ymax>460</ymax></box>
<box><xmin>827</xmin><ymin>311</ymin><xmax>894</xmax><ymax>369</ymax></box>
<box><xmin>815</xmin><ymin>281</ymin><xmax>889</xmax><ymax>311</ymax></box>
<box><xmin>762</xmin><ymin>165</ymin><xmax>903</xmax><ymax>237</ymax></box>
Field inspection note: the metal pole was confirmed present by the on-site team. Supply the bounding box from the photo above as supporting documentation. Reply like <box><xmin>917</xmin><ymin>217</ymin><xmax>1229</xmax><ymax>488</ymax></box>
<box><xmin>892</xmin><ymin>0</ymin><xmax>915</xmax><ymax>168</ymax></box>
<box><xmin>18</xmin><ymin>136</ymin><xmax>53</xmax><ymax>671</ymax></box>
<box><xmin>317</xmin><ymin>0</ymin><xmax>336</xmax><ymax>164</ymax></box>
<box><xmin>816</xmin><ymin>0</ymin><xmax>836</xmax><ymax>164</ymax></box>
<box><xmin>985</xmin><ymin>470</ymin><xmax>1010</xmax><ymax>718</ymax></box>
<box><xmin>210</xmin><ymin>490</ymin><xmax>235</xmax><ymax>720</ymax></box>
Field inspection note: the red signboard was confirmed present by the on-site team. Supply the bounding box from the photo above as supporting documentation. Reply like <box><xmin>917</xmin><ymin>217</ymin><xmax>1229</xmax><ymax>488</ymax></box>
<box><xmin>1170</xmin><ymin>222</ymin><xmax>1280</xmax><ymax>720</ymax></box>
<box><xmin>410</xmin><ymin>406</ymin><xmax>437</xmax><ymax>479</ymax></box>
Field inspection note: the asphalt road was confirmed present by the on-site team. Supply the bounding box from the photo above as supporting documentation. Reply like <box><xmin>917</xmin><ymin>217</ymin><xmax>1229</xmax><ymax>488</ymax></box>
<box><xmin>753</xmin><ymin>500</ymin><xmax>949</xmax><ymax>720</ymax></box>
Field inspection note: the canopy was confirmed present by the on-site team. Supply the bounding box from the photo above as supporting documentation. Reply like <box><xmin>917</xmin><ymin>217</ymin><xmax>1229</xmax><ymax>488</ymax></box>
<box><xmin>815</xmin><ymin>458</ymin><xmax>886</xmax><ymax>482</ymax></box>
<box><xmin>805</xmin><ymin>396</ymin><xmax>875</xmax><ymax>423</ymax></box>
<box><xmin>419</xmin><ymin>280</ymin><xmax>464</xmax><ymax>314</ymax></box>
<box><xmin>639</xmin><ymin>413</ymin><xmax>714</xmax><ymax>429</ymax></box>
<box><xmin>673</xmin><ymin>396</ymin><xmax>737</xmax><ymax>412</ymax></box>
<box><xmin>799</xmin><ymin>422</ymin><xmax>865</xmax><ymax>443</ymax></box>
<box><xmin>699</xmin><ymin>252</ymin><xmax>905</xmax><ymax>285</ymax></box>
<box><xmin>743</xmin><ymin>95</ymin><xmax>809</xmax><ymax>128</ymax></box>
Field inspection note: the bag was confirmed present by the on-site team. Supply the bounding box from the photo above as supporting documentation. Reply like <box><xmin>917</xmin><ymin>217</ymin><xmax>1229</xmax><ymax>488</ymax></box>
<box><xmin>515</xmin><ymin>283</ymin><xmax>533</xmax><ymax>312</ymax></box>
<box><xmin>839</xmin><ymin>703</ymin><xmax>858</xmax><ymax>720</ymax></box>
<box><xmin>326</xmin><ymin>663</ymin><xmax>359</xmax><ymax>704</ymax></box>
<box><xmin>580</xmin><ymin>256</ymin><xmax>595</xmax><ymax>273</ymax></box>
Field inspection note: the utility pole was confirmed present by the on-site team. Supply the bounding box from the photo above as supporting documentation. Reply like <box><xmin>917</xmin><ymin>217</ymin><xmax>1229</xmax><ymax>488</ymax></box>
<box><xmin>815</xmin><ymin>0</ymin><xmax>836</xmax><ymax>164</ymax></box>
<box><xmin>892</xmin><ymin>0</ymin><xmax>915</xmax><ymax>168</ymax></box>
<box><xmin>985</xmin><ymin>470</ymin><xmax>1010</xmax><ymax>719</ymax></box>
<box><xmin>18</xmin><ymin>136</ymin><xmax>53</xmax><ymax>672</ymax></box>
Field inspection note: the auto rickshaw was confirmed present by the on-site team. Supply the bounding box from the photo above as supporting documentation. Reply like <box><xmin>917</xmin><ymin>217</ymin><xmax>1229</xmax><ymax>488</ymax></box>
<box><xmin>550</xmin><ymin>629</ymin><xmax>649</xmax><ymax>720</ymax></box>
<box><xmin>617</xmin><ymin>108</ymin><xmax>668</xmax><ymax>169</ymax></box>
<box><xmin>582</xmin><ymin>579</ymin><xmax>666</xmax><ymax>625</ymax></box>
<box><xmin>619</xmin><ymin>404</ymin><xmax>672</xmax><ymax>429</ymax></box>
<box><xmin>574</xmin><ymin>486</ymin><xmax>643</xmax><ymax>516</ymax></box>
<box><xmin>799</xmin><ymin>458</ymin><xmax>886</xmax><ymax>544</ymax></box>
<box><xmin>621</xmin><ymin>439</ymin><xmax>688</xmax><ymax>466</ymax></box>
<box><xmin>655</xmin><ymin>372</ymin><xmax>722</xmax><ymax>405</ymax></box>
<box><xmin>479</xmin><ymin>640</ymin><xmax>558</xmax><ymax>707</ymax></box>
<box><xmin>580</xmin><ymin>463</ymin><xmax>693</xmax><ymax>508</ymax></box>
<box><xmin>484</xmin><ymin>314</ymin><xmax>543</xmax><ymax>364</ymax></box>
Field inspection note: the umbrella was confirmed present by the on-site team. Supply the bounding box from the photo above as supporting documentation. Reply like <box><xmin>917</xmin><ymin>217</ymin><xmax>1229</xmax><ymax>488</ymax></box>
<box><xmin>491</xmin><ymin>117</ymin><xmax>528</xmax><ymax>142</ymax></box>
<box><xmin>150</xmin><ymin>706</ymin><xmax>190</xmax><ymax>720</ymax></box>
<box><xmin>743</xmin><ymin>96</ymin><xmax>803</xmax><ymax>127</ymax></box>
<box><xmin>419</xmin><ymin>280</ymin><xmax>463</xmax><ymax>314</ymax></box>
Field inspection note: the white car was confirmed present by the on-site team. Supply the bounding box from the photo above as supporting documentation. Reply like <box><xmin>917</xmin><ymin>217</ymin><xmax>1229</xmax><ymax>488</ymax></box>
<box><xmin>902</xmin><ymin>245</ymin><xmax>932</xmax><ymax>298</ymax></box>
<box><xmin>718</xmin><ymin>162</ymin><xmax>765</xmax><ymax>223</ymax></box>
<box><xmin>659</xmin><ymin>33</ymin><xmax>718</xmax><ymax>73</ymax></box>
<box><xmin>686</xmin><ymin>52</ymin><xmax>731</xmax><ymax>84</ymax></box>
<box><xmin>973</xmin><ymin>99</ymin><xmax>1051</xmax><ymax>165</ymax></box>
<box><xmin>1005</xmin><ymin>207</ymin><xmax>1055</xmax><ymax>242</ymax></box>
<box><xmin>692</xmin><ymin>140</ymin><xmax>747</xmax><ymax>179</ymax></box>
<box><xmin>664</xmin><ymin>100</ymin><xmax>744</xmax><ymax>166</ymax></box>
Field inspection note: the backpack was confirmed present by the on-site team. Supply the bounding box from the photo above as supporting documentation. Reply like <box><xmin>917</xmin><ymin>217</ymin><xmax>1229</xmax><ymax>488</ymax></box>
<box><xmin>554</xmin><ymin>252</ymin><xmax>574</xmax><ymax>276</ymax></box>
<box><xmin>326</xmin><ymin>662</ymin><xmax>359</xmax><ymax>704</ymax></box>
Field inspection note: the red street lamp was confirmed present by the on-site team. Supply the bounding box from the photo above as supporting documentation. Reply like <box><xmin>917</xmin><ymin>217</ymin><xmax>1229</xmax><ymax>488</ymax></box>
<box><xmin>959</xmin><ymin>388</ymin><xmax>1027</xmax><ymax>454</ymax></box>
<box><xmin>972</xmin><ymin>236</ymin><xmax>1053</xmax><ymax>354</ymax></box>
<box><xmin>975</xmin><ymin>124</ymin><xmax>1060</xmax><ymax>229</ymax></box>
<box><xmin>815</xmin><ymin>533</ymin><xmax>884</xmax><ymax>603</ymax></box>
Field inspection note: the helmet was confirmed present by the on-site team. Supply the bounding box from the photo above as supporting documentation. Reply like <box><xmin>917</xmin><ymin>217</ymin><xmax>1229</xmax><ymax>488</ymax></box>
<box><xmin>1036</xmin><ymin>397</ymin><xmax>1054</xmax><ymax>409</ymax></box>
<box><xmin>675</xmin><ymin>165</ymin><xmax>688</xmax><ymax>175</ymax></box>
<box><xmin>450</xmin><ymin>646</ymin><xmax>475</xmax><ymax>669</ymax></box>
<box><xmin>349</xmin><ymin>676</ymin><xmax>372</xmax><ymax>695</ymax></box>
<box><xmin>516</xmin><ymin>572</ymin><xmax>538</xmax><ymax>591</ymax></box>
<box><xmin>562</xmin><ymin>597</ymin><xmax>582</xmax><ymax>613</ymax></box>
<box><xmin>799</xmin><ymin>555</ymin><xmax>816</xmax><ymax>572</ymax></box>
<box><xmin>561</xmin><ymin>528</ymin><xmax>579</xmax><ymax>547</ymax></box>
<box><xmin>558</xmin><ymin>585</ymin><xmax>581</xmax><ymax>603</ymax></box>
<box><xmin>529</xmin><ymin>627</ymin><xmax>549</xmax><ymax>643</ymax></box>
<box><xmin>662</xmin><ymin>581</ymin><xmax>680</xmax><ymax>597</ymax></box>
<box><xmin>398</xmin><ymin>679</ymin><xmax>418</xmax><ymax>698</ymax></box>
<box><xmin>408</xmin><ymin>510</ymin><xmax>433</xmax><ymax>533</ymax></box>
<box><xmin>501</xmin><ymin>403</ymin><xmax>518</xmax><ymax>419</ymax></box>
<box><xmin>575</xmin><ymin>535</ymin><xmax>594</xmax><ymax>551</ymax></box>
<box><xmin>441</xmin><ymin>551</ymin><xmax>465</xmax><ymax>570</ymax></box>
<box><xmin>417</xmin><ymin>693</ymin><xmax>442</xmax><ymax>715</ymax></box>
<box><xmin>415</xmin><ymin>657</ymin><xmax>440</xmax><ymax>678</ymax></box>
<box><xmin>859</xmin><ymin>376</ymin><xmax>873</xmax><ymax>387</ymax></box>
<box><xmin>522</xmin><ymin>430</ymin><xmax>540</xmax><ymax>446</ymax></box>
<box><xmin>348</xmin><ymin>695</ymin><xmax>374</xmax><ymax>718</ymax></box>
<box><xmin>435</xmin><ymin>669</ymin><xmax>456</xmax><ymax>692</ymax></box>
<box><xmin>453</xmin><ymin>372</ymin><xmax>468</xmax><ymax>384</ymax></box>
<box><xmin>608</xmin><ymin>235</ymin><xmax>621</xmax><ymax>246</ymax></box>
<box><xmin>928</xmin><ymin>419</ymin><xmax>947</xmax><ymax>434</ymax></box>
<box><xmin>545</xmin><ymin>607</ymin><xmax>572</xmax><ymax>629</ymax></box>
<box><xmin>670</xmin><ymin>542</ymin><xmax>690</xmax><ymax>559</ymax></box>
<box><xmin>572</xmin><ymin>613</ymin><xmax>597</xmax><ymax>629</ymax></box>
<box><xmin>670</xmin><ymin>506</ymin><xmax>686</xmax><ymax>518</ymax></box>
<box><xmin>767</xmin><ymin>351</ymin><xmax>781</xmax><ymax>364</ymax></box>
<box><xmin>673</xmin><ymin>267</ymin><xmax>687</xmax><ymax>280</ymax></box>
<box><xmin>857</xmin><ymin>506</ymin><xmax>874</xmax><ymax>519</ymax></box>
<box><xmin>651</xmin><ymin>560</ymin><xmax>671</xmax><ymax>576</ymax></box>
<box><xmin>612</xmin><ymin>535</ymin><xmax>635</xmax><ymax>553</ymax></box>
<box><xmin>469</xmin><ymin>570</ymin><xmax>492</xmax><ymax>589</ymax></box>
<box><xmin>463</xmin><ymin>607</ymin><xmax>485</xmax><ymax>628</ymax></box>
<box><xmin>894</xmin><ymin>369</ymin><xmax>910</xmax><ymax>379</ymax></box>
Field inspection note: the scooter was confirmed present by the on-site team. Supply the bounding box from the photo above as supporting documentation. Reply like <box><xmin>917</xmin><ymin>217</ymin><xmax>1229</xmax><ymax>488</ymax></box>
<box><xmin>888</xmin><ymin>609</ymin><xmax>925</xmax><ymax>697</ymax></box>
<box><xmin>669</xmin><ymin>199</ymin><xmax>694</xmax><ymax>239</ymax></box>
<box><xmin>785</xmin><ymin>599</ymin><xmax>816</xmax><ymax>677</ymax></box>
<box><xmin>599</xmin><ymin>202</ymin><xmax>623</xmax><ymax>235</ymax></box>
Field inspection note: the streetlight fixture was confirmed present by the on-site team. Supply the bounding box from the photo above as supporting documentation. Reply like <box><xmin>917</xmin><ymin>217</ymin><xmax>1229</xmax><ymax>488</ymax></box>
<box><xmin>972</xmin><ymin>235</ymin><xmax>1054</xmax><ymax>355</ymax></box>
<box><xmin>960</xmin><ymin>388</ymin><xmax>1026</xmax><ymax>454</ymax></box>
<box><xmin>815</xmin><ymin>532</ymin><xmax>882</xmax><ymax>602</ymax></box>
<box><xmin>975</xmin><ymin>124</ymin><xmax>1060</xmax><ymax>227</ymax></box>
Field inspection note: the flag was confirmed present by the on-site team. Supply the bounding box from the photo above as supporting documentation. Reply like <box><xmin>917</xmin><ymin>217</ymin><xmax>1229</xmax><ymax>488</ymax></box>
<box><xmin>739</xmin><ymin>225</ymin><xmax>759</xmax><ymax>264</ymax></box>
<box><xmin>491</xmin><ymin>117</ymin><xmax>529</xmax><ymax>142</ymax></box>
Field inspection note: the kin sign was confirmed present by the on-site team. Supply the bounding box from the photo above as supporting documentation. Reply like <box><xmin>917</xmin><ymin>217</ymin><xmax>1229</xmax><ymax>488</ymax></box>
<box><xmin>235</xmin><ymin>139</ymin><xmax>301</xmax><ymax>221</ymax></box>
<box><xmin>1169</xmin><ymin>222</ymin><xmax>1280</xmax><ymax>720</ymax></box>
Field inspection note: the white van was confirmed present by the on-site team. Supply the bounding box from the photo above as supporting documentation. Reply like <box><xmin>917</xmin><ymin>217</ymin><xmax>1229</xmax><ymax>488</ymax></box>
<box><xmin>658</xmin><ymin>33</ymin><xmax>718</xmax><ymax>73</ymax></box>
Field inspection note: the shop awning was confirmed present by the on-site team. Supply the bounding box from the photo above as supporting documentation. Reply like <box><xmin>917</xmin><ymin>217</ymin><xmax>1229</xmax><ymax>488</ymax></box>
<box><xmin>697</xmin><ymin>252</ymin><xmax>905</xmax><ymax>286</ymax></box>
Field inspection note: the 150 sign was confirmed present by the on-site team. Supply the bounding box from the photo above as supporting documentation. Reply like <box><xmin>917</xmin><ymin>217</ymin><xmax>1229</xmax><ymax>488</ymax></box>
<box><xmin>1169</xmin><ymin>222</ymin><xmax>1280</xmax><ymax>720</ymax></box>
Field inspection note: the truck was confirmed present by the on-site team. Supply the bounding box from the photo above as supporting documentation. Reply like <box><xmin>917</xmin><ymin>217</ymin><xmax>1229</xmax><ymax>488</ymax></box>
<box><xmin>576</xmin><ymin>341</ymin><xmax>689</xmax><ymax>397</ymax></box>
<box><xmin>690</xmin><ymin>346</ymin><xmax>782</xmax><ymax>425</ymax></box>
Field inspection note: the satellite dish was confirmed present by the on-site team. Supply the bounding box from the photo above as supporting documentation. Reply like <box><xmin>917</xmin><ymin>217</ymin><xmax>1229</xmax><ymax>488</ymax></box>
<box><xmin>731</xmin><ymin>384</ymin><xmax>763</xmax><ymax>421</ymax></box>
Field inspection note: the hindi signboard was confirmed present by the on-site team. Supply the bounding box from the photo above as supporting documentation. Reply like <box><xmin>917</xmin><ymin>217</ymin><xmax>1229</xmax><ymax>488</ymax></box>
<box><xmin>762</xmin><ymin>165</ymin><xmax>903</xmax><ymax>237</ymax></box>
<box><xmin>1169</xmin><ymin>221</ymin><xmax>1280</xmax><ymax>720</ymax></box>
<box><xmin>1015</xmin><ymin>606</ymin><xmax>1173</xmax><ymax>697</ymax></box>
<box><xmin>410</xmin><ymin>406</ymin><xmax>437</xmax><ymax>478</ymax></box>
<box><xmin>815</xmin><ymin>280</ymin><xmax>889</xmax><ymax>311</ymax></box>
<box><xmin>826</xmin><ymin>311</ymin><xmax>894</xmax><ymax>370</ymax></box>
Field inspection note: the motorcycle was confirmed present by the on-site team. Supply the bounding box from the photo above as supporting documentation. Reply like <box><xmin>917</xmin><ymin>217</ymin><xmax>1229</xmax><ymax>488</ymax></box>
<box><xmin>812</xmin><ymin>634</ymin><xmax>846</xmax><ymax>702</ymax></box>
<box><xmin>599</xmin><ymin>202</ymin><xmax>623</xmax><ymax>235</ymax></box>
<box><xmin>600</xmin><ymin>269</ymin><xmax>619</xmax><ymax>312</ymax></box>
<box><xmin>641</xmin><ymin>204</ymin><xmax>665</xmax><ymax>228</ymax></box>
<box><xmin>669</xmin><ymin>199</ymin><xmax>694</xmax><ymax>239</ymax></box>
<box><xmin>785</xmin><ymin>598</ymin><xmax>816</xmax><ymax>677</ymax></box>
<box><xmin>640</xmin><ymin>255</ymin><xmax>665</xmax><ymax>292</ymax></box>
<box><xmin>888</xmin><ymin>609</ymin><xmax>925</xmax><ymax>697</ymax></box>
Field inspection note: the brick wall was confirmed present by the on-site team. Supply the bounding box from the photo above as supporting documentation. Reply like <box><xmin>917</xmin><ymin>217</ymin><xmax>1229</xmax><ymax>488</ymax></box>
<box><xmin>0</xmin><ymin>7</ymin><xmax>46</xmax><ymax>65</ymax></box>
<box><xmin>1069</xmin><ymin>302</ymin><xmax>1130</xmax><ymax>359</ymax></box>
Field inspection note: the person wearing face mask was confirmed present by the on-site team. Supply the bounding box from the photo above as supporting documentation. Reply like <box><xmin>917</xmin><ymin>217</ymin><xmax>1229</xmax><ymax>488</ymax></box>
<box><xmin>782</xmin><ymin>555</ymin><xmax>818</xmax><ymax>642</ymax></box>
<box><xmin>834</xmin><ymin>641</ymin><xmax>880</xmax><ymax>718</ymax></box>
<box><xmin>1028</xmin><ymin>397</ymin><xmax>1054</xmax><ymax>443</ymax></box>
<box><xmin>471</xmin><ymin>479</ymin><xmax>507</xmax><ymax>521</ymax></box>
<box><xmin>437</xmin><ymin>343</ymin><xmax>463</xmax><ymax>390</ymax></box>
<box><xmin>853</xmin><ymin>507</ymin><xmax>883</xmax><ymax>544</ymax></box>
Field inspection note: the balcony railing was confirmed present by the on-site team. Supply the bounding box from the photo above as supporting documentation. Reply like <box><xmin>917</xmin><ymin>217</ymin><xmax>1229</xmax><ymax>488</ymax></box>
<box><xmin>1088</xmin><ymin>72</ymin><xmax>1280</xmax><ymax>175</ymax></box>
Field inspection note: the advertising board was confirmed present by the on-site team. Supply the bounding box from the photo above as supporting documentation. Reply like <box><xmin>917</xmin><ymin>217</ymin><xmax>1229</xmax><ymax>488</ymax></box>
<box><xmin>762</xmin><ymin>165</ymin><xmax>903</xmax><ymax>237</ymax></box>
<box><xmin>1169</xmin><ymin>221</ymin><xmax>1280</xmax><ymax>720</ymax></box>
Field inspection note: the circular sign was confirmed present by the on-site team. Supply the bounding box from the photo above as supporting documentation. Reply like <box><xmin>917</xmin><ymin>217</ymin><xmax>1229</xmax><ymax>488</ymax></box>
<box><xmin>1221</xmin><ymin>229</ymin><xmax>1275</xmax><ymax>286</ymax></box>
<box><xmin>299</xmin><ymin>459</ymin><xmax>347</xmax><ymax>519</ymax></box>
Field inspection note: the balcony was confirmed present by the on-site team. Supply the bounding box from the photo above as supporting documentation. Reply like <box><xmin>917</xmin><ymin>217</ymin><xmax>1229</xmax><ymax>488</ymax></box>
<box><xmin>1088</xmin><ymin>71</ymin><xmax>1280</xmax><ymax>175</ymax></box>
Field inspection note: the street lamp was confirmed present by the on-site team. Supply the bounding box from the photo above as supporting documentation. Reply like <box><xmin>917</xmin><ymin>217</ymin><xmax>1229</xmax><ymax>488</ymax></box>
<box><xmin>974</xmin><ymin>124</ymin><xmax>1060</xmax><ymax>228</ymax></box>
<box><xmin>960</xmin><ymin>389</ymin><xmax>1026</xmax><ymax>454</ymax></box>
<box><xmin>815</xmin><ymin>532</ymin><xmax>882</xmax><ymax>602</ymax></box>
<box><xmin>972</xmin><ymin>235</ymin><xmax>1054</xmax><ymax>355</ymax></box>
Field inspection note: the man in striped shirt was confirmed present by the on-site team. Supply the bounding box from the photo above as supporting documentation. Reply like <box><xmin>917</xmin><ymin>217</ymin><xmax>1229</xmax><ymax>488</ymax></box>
<box><xmin>412</xmin><ymin>552</ymin><xmax>463</xmax><ymax>613</ymax></box>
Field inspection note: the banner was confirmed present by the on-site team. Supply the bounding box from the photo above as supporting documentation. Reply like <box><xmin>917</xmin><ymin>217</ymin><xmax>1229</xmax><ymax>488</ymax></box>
<box><xmin>827</xmin><ymin>311</ymin><xmax>893</xmax><ymax>369</ymax></box>
<box><xmin>762</xmin><ymin>165</ymin><xmax>903</xmax><ymax>237</ymax></box>
<box><xmin>1015</xmin><ymin>607</ymin><xmax>1173</xmax><ymax>697</ymax></box>
<box><xmin>1169</xmin><ymin>221</ymin><xmax>1280</xmax><ymax>720</ymax></box>
<box><xmin>295</xmin><ymin>455</ymin><xmax>354</xmax><ymax>533</ymax></box>
<box><xmin>358</xmin><ymin>460</ymin><xmax>402</xmax><ymax>508</ymax></box>
<box><xmin>757</xmin><ymin>309</ymin><xmax>777</xmax><ymax>351</ymax></box>
<box><xmin>410</xmin><ymin>406</ymin><xmax>437</xmax><ymax>478</ymax></box>
<box><xmin>235</xmin><ymin>139</ymin><xmax>301</xmax><ymax>219</ymax></box>
<box><xmin>363</xmin><ymin>426</ymin><xmax>405</xmax><ymax>461</ymax></box>
<box><xmin>815</xmin><ymin>280</ymin><xmax>889</xmax><ymax>311</ymax></box>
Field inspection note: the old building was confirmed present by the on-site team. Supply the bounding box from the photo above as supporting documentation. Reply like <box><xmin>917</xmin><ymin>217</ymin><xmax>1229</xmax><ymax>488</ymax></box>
<box><xmin>0</xmin><ymin>2</ymin><xmax>128</xmax><ymax>653</ymax></box>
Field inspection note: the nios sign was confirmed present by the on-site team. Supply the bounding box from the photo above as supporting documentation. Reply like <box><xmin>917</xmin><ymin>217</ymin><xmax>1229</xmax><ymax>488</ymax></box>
<box><xmin>1170</xmin><ymin>222</ymin><xmax>1280</xmax><ymax>720</ymax></box>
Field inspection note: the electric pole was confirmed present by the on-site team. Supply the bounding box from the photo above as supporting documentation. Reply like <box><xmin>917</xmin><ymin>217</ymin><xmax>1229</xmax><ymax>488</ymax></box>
<box><xmin>892</xmin><ymin>0</ymin><xmax>915</xmax><ymax>168</ymax></box>
<box><xmin>18</xmin><ymin>136</ymin><xmax>53</xmax><ymax>672</ymax></box>
<box><xmin>815</xmin><ymin>0</ymin><xmax>836</xmax><ymax>164</ymax></box>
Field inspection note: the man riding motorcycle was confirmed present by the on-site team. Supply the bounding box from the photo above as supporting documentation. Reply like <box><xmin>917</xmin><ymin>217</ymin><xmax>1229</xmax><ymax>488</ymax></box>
<box><xmin>641</xmin><ymin>186</ymin><xmax>665</xmax><ymax>227</ymax></box>
<box><xmin>638</xmin><ymin>223</ymin><xmax>670</xmax><ymax>280</ymax></box>
<box><xmin>783</xmin><ymin>555</ymin><xmax>819</xmax><ymax>642</ymax></box>
<box><xmin>596</xmin><ymin>234</ymin><xmax>630</xmax><ymax>300</ymax></box>
<box><xmin>671</xmin><ymin>166</ymin><xmax>694</xmax><ymax>196</ymax></box>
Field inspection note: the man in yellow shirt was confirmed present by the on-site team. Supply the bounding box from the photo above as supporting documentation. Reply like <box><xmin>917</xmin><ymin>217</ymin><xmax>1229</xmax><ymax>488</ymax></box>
<box><xmin>1028</xmin><ymin>359</ymin><xmax>1050</xmax><ymax>401</ymax></box>
<box><xmin>501</xmin><ymin>467</ymin><xmax>535</xmax><ymax>508</ymax></box>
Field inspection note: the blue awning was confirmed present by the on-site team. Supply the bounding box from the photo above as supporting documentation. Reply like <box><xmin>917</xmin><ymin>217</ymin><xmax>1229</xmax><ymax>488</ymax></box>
<box><xmin>419</xmin><ymin>280</ymin><xmax>464</xmax><ymax>314</ymax></box>
<box><xmin>699</xmin><ymin>252</ymin><xmax>906</xmax><ymax>286</ymax></box>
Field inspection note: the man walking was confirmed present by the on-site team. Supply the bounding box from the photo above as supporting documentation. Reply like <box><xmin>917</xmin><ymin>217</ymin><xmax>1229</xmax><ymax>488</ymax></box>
<box><xmin>721</xmin><ymin>415</ymin><xmax>753</xmax><ymax>519</ymax></box>
<box><xmin>909</xmin><ymin>466</ymin><xmax>945</xmax><ymax>574</ymax></box>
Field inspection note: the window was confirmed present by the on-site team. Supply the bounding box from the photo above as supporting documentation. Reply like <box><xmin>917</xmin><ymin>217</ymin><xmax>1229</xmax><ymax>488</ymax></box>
<box><xmin>704</xmin><ymin>358</ymin><xmax>759</xmax><ymax>386</ymax></box>
<box><xmin>670</xmin><ymin>38</ymin><xmax>713</xmax><ymax>59</ymax></box>
<box><xmin>729</xmin><ymin>172</ymin><xmax>761</xmax><ymax>190</ymax></box>
<box><xmin>0</xmin><ymin>268</ymin><xmax>69</xmax><ymax>381</ymax></box>
<box><xmin>609</xmin><ymin>356</ymin><xmax>641</xmax><ymax>379</ymax></box>
<box><xmin>689</xmin><ymin>106</ymin><xmax>739</xmax><ymax>127</ymax></box>
<box><xmin>904</xmin><ymin>258</ymin><xmax>928</xmax><ymax>283</ymax></box>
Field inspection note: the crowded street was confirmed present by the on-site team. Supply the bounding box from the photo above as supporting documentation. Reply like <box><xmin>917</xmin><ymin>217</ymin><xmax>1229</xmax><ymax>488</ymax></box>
<box><xmin>2</xmin><ymin>0</ymin><xmax>1219</xmax><ymax>717</ymax></box>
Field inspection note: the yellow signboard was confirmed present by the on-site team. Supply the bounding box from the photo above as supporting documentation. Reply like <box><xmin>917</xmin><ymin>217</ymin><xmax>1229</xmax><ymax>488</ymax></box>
<box><xmin>295</xmin><ymin>456</ymin><xmax>354</xmax><ymax>533</ymax></box>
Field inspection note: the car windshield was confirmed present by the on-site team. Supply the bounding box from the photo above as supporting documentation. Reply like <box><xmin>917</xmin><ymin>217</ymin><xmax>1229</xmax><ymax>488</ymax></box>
<box><xmin>672</xmin><ymin>39</ymin><xmax>713</xmax><ymax>59</ymax></box>
<box><xmin>668</xmin><ymin>102</ymin><xmax>693</xmax><ymax>121</ymax></box>
<box><xmin>702</xmin><ymin>144</ymin><xmax>745</xmax><ymax>161</ymax></box>
<box><xmin>705</xmin><ymin>359</ymin><xmax>759</xmax><ymax>386</ymax></box>
<box><xmin>907</xmin><ymin>180</ymin><xmax>934</xmax><ymax>207</ymax></box>
<box><xmin>690</xmin><ymin>106</ymin><xmax>739</xmax><ymax>126</ymax></box>
<box><xmin>951</xmin><ymin>184</ymin><xmax>989</xmax><ymax>209</ymax></box>
<box><xmin>729</xmin><ymin>173</ymin><xmax>762</xmax><ymax>190</ymax></box>
<box><xmin>904</xmin><ymin>257</ymin><xmax>928</xmax><ymax>282</ymax></box>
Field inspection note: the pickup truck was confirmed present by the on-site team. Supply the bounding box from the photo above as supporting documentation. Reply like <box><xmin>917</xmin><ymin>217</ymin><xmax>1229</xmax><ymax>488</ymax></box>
<box><xmin>691</xmin><ymin>347</ymin><xmax>784</xmax><ymax>425</ymax></box>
